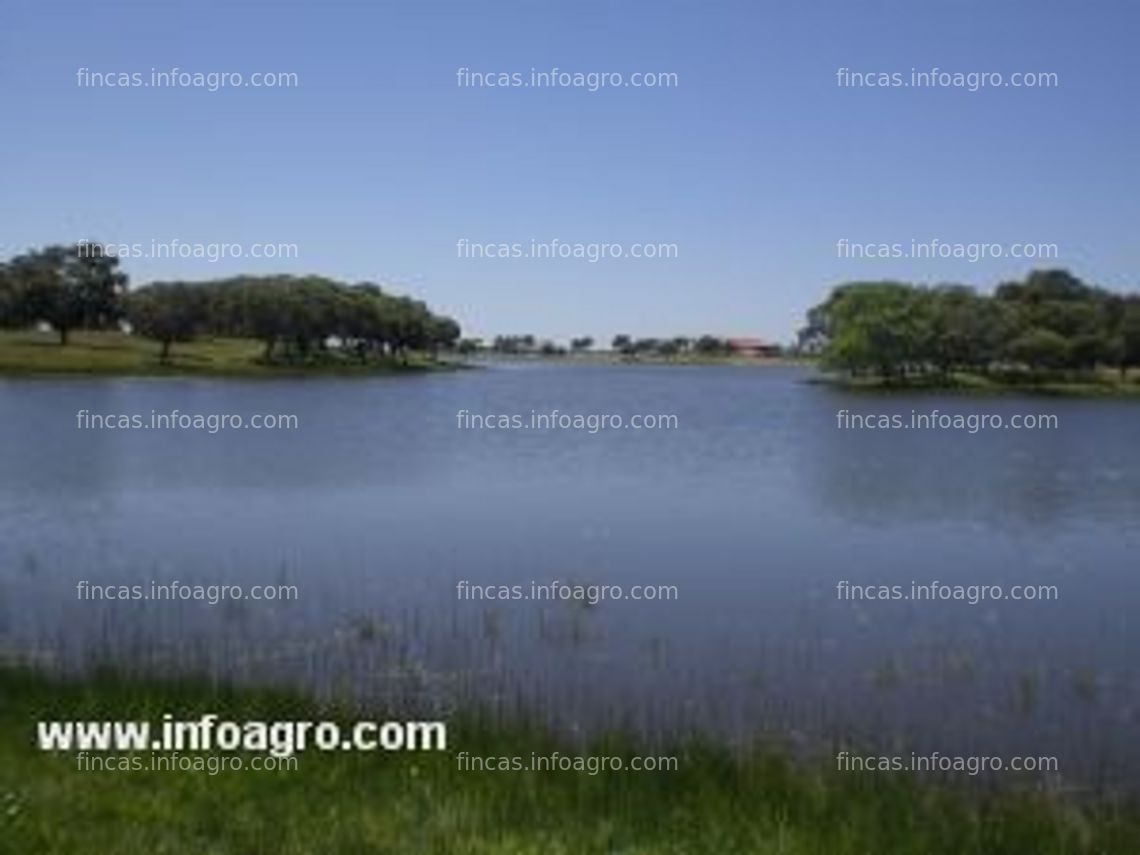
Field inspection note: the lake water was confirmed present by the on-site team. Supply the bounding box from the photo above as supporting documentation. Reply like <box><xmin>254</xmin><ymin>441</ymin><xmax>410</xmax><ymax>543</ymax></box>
<box><xmin>2</xmin><ymin>364</ymin><xmax>1138</xmax><ymax>790</ymax></box>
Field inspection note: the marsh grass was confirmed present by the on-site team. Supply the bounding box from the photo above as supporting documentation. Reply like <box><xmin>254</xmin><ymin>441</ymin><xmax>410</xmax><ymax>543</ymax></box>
<box><xmin>2</xmin><ymin>666</ymin><xmax>1140</xmax><ymax>854</ymax></box>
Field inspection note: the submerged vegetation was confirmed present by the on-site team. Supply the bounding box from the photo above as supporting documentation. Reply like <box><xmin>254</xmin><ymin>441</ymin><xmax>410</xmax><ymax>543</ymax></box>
<box><xmin>4</xmin><ymin>665</ymin><xmax>1140</xmax><ymax>854</ymax></box>
<box><xmin>801</xmin><ymin>269</ymin><xmax>1140</xmax><ymax>392</ymax></box>
<box><xmin>0</xmin><ymin>243</ymin><xmax>461</xmax><ymax>374</ymax></box>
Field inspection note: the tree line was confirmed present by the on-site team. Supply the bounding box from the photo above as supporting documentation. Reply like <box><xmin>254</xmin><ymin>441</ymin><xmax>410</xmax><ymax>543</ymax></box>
<box><xmin>461</xmin><ymin>334</ymin><xmax>748</xmax><ymax>357</ymax></box>
<box><xmin>610</xmin><ymin>335</ymin><xmax>738</xmax><ymax>357</ymax></box>
<box><xmin>800</xmin><ymin>269</ymin><xmax>1140</xmax><ymax>380</ymax></box>
<box><xmin>0</xmin><ymin>243</ymin><xmax>461</xmax><ymax>363</ymax></box>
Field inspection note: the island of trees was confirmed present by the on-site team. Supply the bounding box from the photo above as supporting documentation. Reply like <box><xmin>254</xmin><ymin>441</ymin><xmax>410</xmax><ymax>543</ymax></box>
<box><xmin>800</xmin><ymin>269</ymin><xmax>1140</xmax><ymax>391</ymax></box>
<box><xmin>0</xmin><ymin>243</ymin><xmax>461</xmax><ymax>374</ymax></box>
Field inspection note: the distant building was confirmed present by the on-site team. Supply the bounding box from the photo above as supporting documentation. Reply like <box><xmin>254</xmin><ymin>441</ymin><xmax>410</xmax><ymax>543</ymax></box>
<box><xmin>726</xmin><ymin>338</ymin><xmax>781</xmax><ymax>358</ymax></box>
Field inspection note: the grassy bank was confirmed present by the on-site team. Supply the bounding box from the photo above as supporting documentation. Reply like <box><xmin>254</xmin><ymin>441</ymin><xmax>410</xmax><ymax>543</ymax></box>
<box><xmin>0</xmin><ymin>331</ymin><xmax>453</xmax><ymax>378</ymax></box>
<box><xmin>2</xmin><ymin>666</ymin><xmax>1139</xmax><ymax>853</ymax></box>
<box><xmin>812</xmin><ymin>368</ymin><xmax>1140</xmax><ymax>397</ymax></box>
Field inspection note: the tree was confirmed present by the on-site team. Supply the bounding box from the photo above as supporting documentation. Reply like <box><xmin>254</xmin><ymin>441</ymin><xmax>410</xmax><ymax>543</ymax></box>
<box><xmin>428</xmin><ymin>316</ymin><xmax>462</xmax><ymax>356</ymax></box>
<box><xmin>611</xmin><ymin>334</ymin><xmax>632</xmax><ymax>354</ymax></box>
<box><xmin>1006</xmin><ymin>328</ymin><xmax>1072</xmax><ymax>374</ymax></box>
<box><xmin>925</xmin><ymin>286</ymin><xmax>976</xmax><ymax>375</ymax></box>
<box><xmin>235</xmin><ymin>278</ymin><xmax>291</xmax><ymax>360</ymax></box>
<box><xmin>71</xmin><ymin>243</ymin><xmax>128</xmax><ymax>329</ymax></box>
<box><xmin>163</xmin><ymin>275</ymin><xmax>455</xmax><ymax>365</ymax></box>
<box><xmin>126</xmin><ymin>283</ymin><xmax>207</xmax><ymax>362</ymax></box>
<box><xmin>10</xmin><ymin>249</ymin><xmax>83</xmax><ymax>345</ymax></box>
<box><xmin>824</xmin><ymin>283</ymin><xmax>933</xmax><ymax>378</ymax></box>
<box><xmin>694</xmin><ymin>335</ymin><xmax>726</xmax><ymax>355</ymax></box>
<box><xmin>995</xmin><ymin>269</ymin><xmax>1097</xmax><ymax>305</ymax></box>
<box><xmin>8</xmin><ymin>244</ymin><xmax>127</xmax><ymax>344</ymax></box>
<box><xmin>331</xmin><ymin>284</ymin><xmax>384</xmax><ymax>361</ymax></box>
<box><xmin>806</xmin><ymin>279</ymin><xmax>1064</xmax><ymax>379</ymax></box>
<box><xmin>633</xmin><ymin>338</ymin><xmax>661</xmax><ymax>355</ymax></box>
<box><xmin>279</xmin><ymin>277</ymin><xmax>342</xmax><ymax>359</ymax></box>
<box><xmin>1069</xmin><ymin>333</ymin><xmax>1114</xmax><ymax>372</ymax></box>
<box><xmin>570</xmin><ymin>336</ymin><xmax>594</xmax><ymax>352</ymax></box>
<box><xmin>388</xmin><ymin>296</ymin><xmax>432</xmax><ymax>364</ymax></box>
<box><xmin>0</xmin><ymin>265</ymin><xmax>30</xmax><ymax>329</ymax></box>
<box><xmin>1113</xmin><ymin>300</ymin><xmax>1140</xmax><ymax>379</ymax></box>
<box><xmin>0</xmin><ymin>245</ymin><xmax>460</xmax><ymax>368</ymax></box>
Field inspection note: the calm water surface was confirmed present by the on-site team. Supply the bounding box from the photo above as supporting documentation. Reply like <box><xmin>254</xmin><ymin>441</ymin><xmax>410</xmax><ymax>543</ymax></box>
<box><xmin>2</xmin><ymin>365</ymin><xmax>1138</xmax><ymax>788</ymax></box>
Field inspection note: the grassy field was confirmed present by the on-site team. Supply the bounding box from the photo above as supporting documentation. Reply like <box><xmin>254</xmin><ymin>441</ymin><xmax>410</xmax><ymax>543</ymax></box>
<box><xmin>2</xmin><ymin>666</ymin><xmax>1139</xmax><ymax>854</ymax></box>
<box><xmin>0</xmin><ymin>331</ymin><xmax>449</xmax><ymax>377</ymax></box>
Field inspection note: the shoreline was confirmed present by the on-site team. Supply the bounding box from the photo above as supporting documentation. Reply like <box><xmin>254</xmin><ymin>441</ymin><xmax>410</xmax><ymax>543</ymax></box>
<box><xmin>5</xmin><ymin>330</ymin><xmax>1138</xmax><ymax>400</ymax></box>
<box><xmin>0</xmin><ymin>331</ymin><xmax>462</xmax><ymax>379</ymax></box>
<box><xmin>459</xmin><ymin>352</ymin><xmax>810</xmax><ymax>368</ymax></box>
<box><xmin>809</xmin><ymin>371</ymin><xmax>1140</xmax><ymax>398</ymax></box>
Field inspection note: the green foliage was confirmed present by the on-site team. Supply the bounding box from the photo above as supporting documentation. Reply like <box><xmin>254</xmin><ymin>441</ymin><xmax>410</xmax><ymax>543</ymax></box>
<box><xmin>819</xmin><ymin>282</ymin><xmax>928</xmax><ymax>376</ymax></box>
<box><xmin>5</xmin><ymin>243</ymin><xmax>127</xmax><ymax>344</ymax></box>
<box><xmin>0</xmin><ymin>245</ymin><xmax>458</xmax><ymax>362</ymax></box>
<box><xmin>1118</xmin><ymin>302</ymin><xmax>1140</xmax><ymax>373</ymax></box>
<box><xmin>125</xmin><ymin>283</ymin><xmax>207</xmax><ymax>361</ymax></box>
<box><xmin>804</xmin><ymin>269</ymin><xmax>1140</xmax><ymax>380</ymax></box>
<box><xmin>693</xmin><ymin>335</ymin><xmax>728</xmax><ymax>355</ymax></box>
<box><xmin>170</xmin><ymin>278</ymin><xmax>459</xmax><ymax>366</ymax></box>
<box><xmin>1006</xmin><ymin>328</ymin><xmax>1072</xmax><ymax>372</ymax></box>
<box><xmin>605</xmin><ymin>335</ymin><xmax>735</xmax><ymax>359</ymax></box>
<box><xmin>0</xmin><ymin>265</ymin><xmax>30</xmax><ymax>329</ymax></box>
<box><xmin>456</xmin><ymin>338</ymin><xmax>483</xmax><ymax>354</ymax></box>
<box><xmin>491</xmin><ymin>335</ymin><xmax>532</xmax><ymax>354</ymax></box>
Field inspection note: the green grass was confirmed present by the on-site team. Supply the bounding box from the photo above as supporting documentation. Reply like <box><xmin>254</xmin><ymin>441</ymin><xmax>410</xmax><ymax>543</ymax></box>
<box><xmin>2</xmin><ymin>666</ymin><xmax>1138</xmax><ymax>853</ymax></box>
<box><xmin>0</xmin><ymin>331</ymin><xmax>452</xmax><ymax>377</ymax></box>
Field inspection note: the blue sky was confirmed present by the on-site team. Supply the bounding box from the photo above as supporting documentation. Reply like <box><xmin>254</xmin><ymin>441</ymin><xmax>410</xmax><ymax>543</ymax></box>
<box><xmin>3</xmin><ymin>0</ymin><xmax>1138</xmax><ymax>343</ymax></box>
